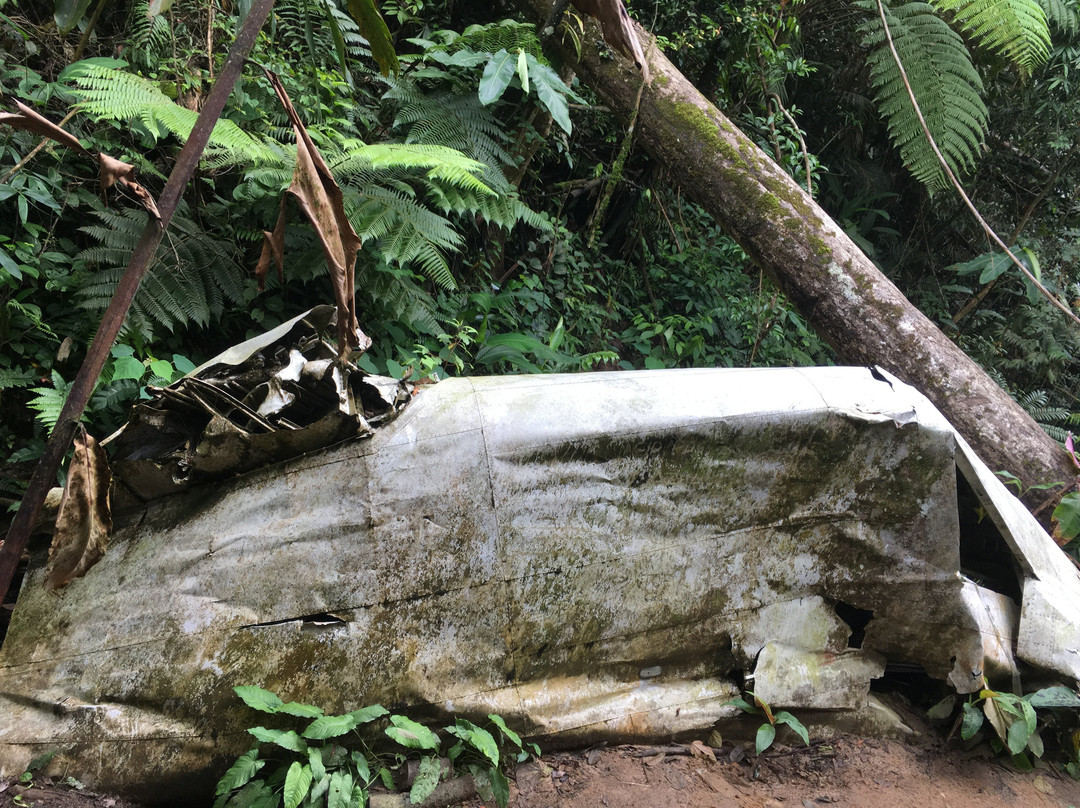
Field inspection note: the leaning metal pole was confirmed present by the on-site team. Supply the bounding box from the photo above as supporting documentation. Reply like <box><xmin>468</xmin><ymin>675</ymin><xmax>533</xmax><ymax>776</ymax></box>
<box><xmin>0</xmin><ymin>0</ymin><xmax>277</xmax><ymax>604</ymax></box>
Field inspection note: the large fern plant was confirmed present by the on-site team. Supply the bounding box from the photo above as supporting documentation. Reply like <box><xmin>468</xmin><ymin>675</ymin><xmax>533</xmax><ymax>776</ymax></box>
<box><xmin>59</xmin><ymin>58</ymin><xmax>547</xmax><ymax>331</ymax></box>
<box><xmin>75</xmin><ymin>202</ymin><xmax>248</xmax><ymax>343</ymax></box>
<box><xmin>854</xmin><ymin>0</ymin><xmax>1068</xmax><ymax>192</ymax></box>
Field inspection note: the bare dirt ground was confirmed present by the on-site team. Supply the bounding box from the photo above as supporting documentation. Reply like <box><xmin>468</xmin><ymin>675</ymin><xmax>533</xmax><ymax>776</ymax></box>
<box><xmin>4</xmin><ymin>733</ymin><xmax>1080</xmax><ymax>808</ymax></box>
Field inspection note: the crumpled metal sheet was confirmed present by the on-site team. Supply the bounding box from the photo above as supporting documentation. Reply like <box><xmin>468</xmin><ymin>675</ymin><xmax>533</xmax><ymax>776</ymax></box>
<box><xmin>1</xmin><ymin>366</ymin><xmax>1078</xmax><ymax>799</ymax></box>
<box><xmin>106</xmin><ymin>305</ymin><xmax>412</xmax><ymax>510</ymax></box>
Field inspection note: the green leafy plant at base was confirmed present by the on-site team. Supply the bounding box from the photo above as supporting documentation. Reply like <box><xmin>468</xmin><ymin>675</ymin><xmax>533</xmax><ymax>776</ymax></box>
<box><xmin>726</xmin><ymin>691</ymin><xmax>810</xmax><ymax>755</ymax></box>
<box><xmin>934</xmin><ymin>684</ymin><xmax>1080</xmax><ymax>773</ymax></box>
<box><xmin>215</xmin><ymin>686</ymin><xmax>540</xmax><ymax>808</ymax></box>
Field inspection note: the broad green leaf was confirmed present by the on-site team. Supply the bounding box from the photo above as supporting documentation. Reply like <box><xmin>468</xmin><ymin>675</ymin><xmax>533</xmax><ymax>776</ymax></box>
<box><xmin>410</xmin><ymin>755</ymin><xmax>442</xmax><ymax>805</ymax></box>
<box><xmin>327</xmin><ymin>770</ymin><xmax>354</xmax><ymax>808</ymax></box>
<box><xmin>1012</xmin><ymin>751</ymin><xmax>1035</xmax><ymax>771</ymax></box>
<box><xmin>1019</xmin><ymin>699</ymin><xmax>1038</xmax><ymax>734</ymax></box>
<box><xmin>1053</xmin><ymin>493</ymin><xmax>1080</xmax><ymax>543</ymax></box>
<box><xmin>1027</xmin><ymin>685</ymin><xmax>1080</xmax><ymax>708</ymax></box>
<box><xmin>349</xmin><ymin>704</ymin><xmax>389</xmax><ymax>724</ymax></box>
<box><xmin>774</xmin><ymin>711</ymin><xmax>810</xmax><ymax>746</ymax></box>
<box><xmin>111</xmin><ymin>356</ymin><xmax>145</xmax><ymax>381</ymax></box>
<box><xmin>308</xmin><ymin>748</ymin><xmax>326</xmax><ymax>782</ymax></box>
<box><xmin>385</xmin><ymin>715</ymin><xmax>440</xmax><ymax>750</ymax></box>
<box><xmin>278</xmin><ymin>701</ymin><xmax>324</xmax><ymax>719</ymax></box>
<box><xmin>516</xmin><ymin>49</ymin><xmax>529</xmax><ymax>95</ymax></box>
<box><xmin>487</xmin><ymin>714</ymin><xmax>523</xmax><ymax>749</ymax></box>
<box><xmin>345</xmin><ymin>0</ymin><xmax>399</xmax><ymax>76</ymax></box>
<box><xmin>0</xmin><ymin>248</ymin><xmax>24</xmax><ymax>280</ymax></box>
<box><xmin>234</xmin><ymin>686</ymin><xmax>284</xmax><ymax>714</ymax></box>
<box><xmin>378</xmin><ymin>767</ymin><xmax>395</xmax><ymax>789</ymax></box>
<box><xmin>351</xmin><ymin>751</ymin><xmax>371</xmax><ymax>784</ymax></box>
<box><xmin>1027</xmin><ymin>728</ymin><xmax>1045</xmax><ymax>758</ymax></box>
<box><xmin>978</xmin><ymin>254</ymin><xmax>1012</xmax><ymax>284</ymax></box>
<box><xmin>283</xmin><ymin>762</ymin><xmax>312</xmax><ymax>808</ymax></box>
<box><xmin>527</xmin><ymin>55</ymin><xmax>572</xmax><ymax>135</ymax></box>
<box><xmin>755</xmin><ymin>723</ymin><xmax>776</xmax><ymax>755</ymax></box>
<box><xmin>322</xmin><ymin>0</ymin><xmax>351</xmax><ymax>84</ymax></box>
<box><xmin>215</xmin><ymin>750</ymin><xmax>265</xmax><ymax>796</ymax></box>
<box><xmin>1007</xmin><ymin>716</ymin><xmax>1031</xmax><ymax>754</ymax></box>
<box><xmin>726</xmin><ymin>697</ymin><xmax>759</xmax><ymax>714</ymax></box>
<box><xmin>54</xmin><ymin>0</ymin><xmax>93</xmax><ymax>34</ymax></box>
<box><xmin>149</xmin><ymin>358</ymin><xmax>174</xmax><ymax>381</ymax></box>
<box><xmin>247</xmin><ymin>727</ymin><xmax>308</xmax><ymax>754</ymax></box>
<box><xmin>479</xmin><ymin>50</ymin><xmax>516</xmax><ymax>106</ymax></box>
<box><xmin>303</xmin><ymin>713</ymin><xmax>359</xmax><ymax>740</ymax></box>
<box><xmin>489</xmin><ymin>766</ymin><xmax>510</xmax><ymax>808</ymax></box>
<box><xmin>960</xmin><ymin>702</ymin><xmax>984</xmax><ymax>740</ymax></box>
<box><xmin>309</xmin><ymin>773</ymin><xmax>332</xmax><ymax>804</ymax></box>
<box><xmin>172</xmin><ymin>353</ymin><xmax>197</xmax><ymax>375</ymax></box>
<box><xmin>221</xmin><ymin>780</ymin><xmax>275</xmax><ymax>808</ymax></box>
<box><xmin>927</xmin><ymin>695</ymin><xmax>957</xmax><ymax>721</ymax></box>
<box><xmin>446</xmin><ymin>720</ymin><xmax>499</xmax><ymax>767</ymax></box>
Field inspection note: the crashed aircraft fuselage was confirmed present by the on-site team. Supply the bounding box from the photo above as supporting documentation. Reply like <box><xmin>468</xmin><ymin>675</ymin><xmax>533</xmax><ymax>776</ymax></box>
<box><xmin>0</xmin><ymin>367</ymin><xmax>1078</xmax><ymax>799</ymax></box>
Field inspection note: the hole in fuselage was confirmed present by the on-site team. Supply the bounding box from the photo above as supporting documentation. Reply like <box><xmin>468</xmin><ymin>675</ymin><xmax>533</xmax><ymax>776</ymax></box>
<box><xmin>834</xmin><ymin>601</ymin><xmax>873</xmax><ymax>649</ymax></box>
<box><xmin>956</xmin><ymin>469</ymin><xmax>1022</xmax><ymax>600</ymax></box>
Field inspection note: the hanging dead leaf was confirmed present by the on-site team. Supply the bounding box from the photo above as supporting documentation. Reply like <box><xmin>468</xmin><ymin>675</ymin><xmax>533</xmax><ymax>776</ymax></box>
<box><xmin>255</xmin><ymin>203</ymin><xmax>287</xmax><ymax>290</ymax></box>
<box><xmin>0</xmin><ymin>100</ymin><xmax>88</xmax><ymax>154</ymax></box>
<box><xmin>262</xmin><ymin>69</ymin><xmax>371</xmax><ymax>357</ymax></box>
<box><xmin>45</xmin><ymin>428</ymin><xmax>113</xmax><ymax>591</ymax></box>
<box><xmin>98</xmin><ymin>153</ymin><xmax>162</xmax><ymax>220</ymax></box>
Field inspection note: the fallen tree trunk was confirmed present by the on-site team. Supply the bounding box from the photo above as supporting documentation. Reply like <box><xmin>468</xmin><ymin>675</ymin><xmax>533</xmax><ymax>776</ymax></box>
<box><xmin>517</xmin><ymin>0</ymin><xmax>1077</xmax><ymax>513</ymax></box>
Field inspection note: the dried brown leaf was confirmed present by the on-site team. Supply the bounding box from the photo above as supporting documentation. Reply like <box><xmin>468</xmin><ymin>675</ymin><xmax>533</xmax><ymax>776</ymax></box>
<box><xmin>98</xmin><ymin>153</ymin><xmax>162</xmax><ymax>220</ymax></box>
<box><xmin>45</xmin><ymin>429</ymin><xmax>112</xmax><ymax>591</ymax></box>
<box><xmin>0</xmin><ymin>100</ymin><xmax>88</xmax><ymax>154</ymax></box>
<box><xmin>689</xmin><ymin>740</ymin><xmax>716</xmax><ymax>762</ymax></box>
<box><xmin>263</xmin><ymin>70</ymin><xmax>371</xmax><ymax>357</ymax></box>
<box><xmin>255</xmin><ymin>199</ymin><xmax>287</xmax><ymax>291</ymax></box>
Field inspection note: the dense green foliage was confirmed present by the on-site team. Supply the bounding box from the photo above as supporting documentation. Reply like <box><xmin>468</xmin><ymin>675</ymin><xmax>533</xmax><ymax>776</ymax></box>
<box><xmin>217</xmin><ymin>686</ymin><xmax>537</xmax><ymax>808</ymax></box>
<box><xmin>2</xmin><ymin>0</ymin><xmax>1080</xmax><ymax>521</ymax></box>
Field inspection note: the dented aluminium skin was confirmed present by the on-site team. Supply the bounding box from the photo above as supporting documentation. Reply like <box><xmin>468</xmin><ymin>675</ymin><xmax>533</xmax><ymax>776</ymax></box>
<box><xmin>1</xmin><ymin>367</ymin><xmax>1078</xmax><ymax>799</ymax></box>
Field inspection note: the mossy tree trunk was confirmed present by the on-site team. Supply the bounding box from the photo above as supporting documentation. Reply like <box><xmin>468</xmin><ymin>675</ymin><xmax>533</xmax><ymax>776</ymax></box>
<box><xmin>517</xmin><ymin>0</ymin><xmax>1076</xmax><ymax>514</ymax></box>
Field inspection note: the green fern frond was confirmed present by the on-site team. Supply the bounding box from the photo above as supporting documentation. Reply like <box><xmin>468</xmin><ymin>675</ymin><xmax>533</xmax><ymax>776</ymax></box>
<box><xmin>0</xmin><ymin>367</ymin><xmax>37</xmax><ymax>390</ymax></box>
<box><xmin>389</xmin><ymin>87</ymin><xmax>514</xmax><ymax>170</ymax></box>
<box><xmin>358</xmin><ymin>262</ymin><xmax>441</xmax><ymax>333</ymax></box>
<box><xmin>330</xmin><ymin>141</ymin><xmax>494</xmax><ymax>195</ymax></box>
<box><xmin>125</xmin><ymin>0</ymin><xmax>171</xmax><ymax>69</ymax></box>
<box><xmin>930</xmin><ymin>0</ymin><xmax>1051</xmax><ymax>75</ymax></box>
<box><xmin>75</xmin><ymin>205</ymin><xmax>247</xmax><ymax>342</ymax></box>
<box><xmin>345</xmin><ymin>185</ymin><xmax>461</xmax><ymax>288</ymax></box>
<box><xmin>1034</xmin><ymin>0</ymin><xmax>1079</xmax><ymax>35</ymax></box>
<box><xmin>858</xmin><ymin>1</ymin><xmax>990</xmax><ymax>192</ymax></box>
<box><xmin>27</xmin><ymin>371</ymin><xmax>80</xmax><ymax>433</ymax></box>
<box><xmin>436</xmin><ymin>20</ymin><xmax>544</xmax><ymax>58</ymax></box>
<box><xmin>61</xmin><ymin>61</ymin><xmax>275</xmax><ymax>162</ymax></box>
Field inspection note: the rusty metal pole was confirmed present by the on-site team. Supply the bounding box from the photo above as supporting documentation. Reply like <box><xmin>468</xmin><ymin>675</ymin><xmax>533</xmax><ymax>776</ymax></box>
<box><xmin>0</xmin><ymin>0</ymin><xmax>276</xmax><ymax>604</ymax></box>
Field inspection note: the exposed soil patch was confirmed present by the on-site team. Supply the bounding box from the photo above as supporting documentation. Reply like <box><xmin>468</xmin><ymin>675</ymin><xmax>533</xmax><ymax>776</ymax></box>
<box><xmin>4</xmin><ymin>734</ymin><xmax>1079</xmax><ymax>808</ymax></box>
<box><xmin>502</xmin><ymin>736</ymin><xmax>1080</xmax><ymax>808</ymax></box>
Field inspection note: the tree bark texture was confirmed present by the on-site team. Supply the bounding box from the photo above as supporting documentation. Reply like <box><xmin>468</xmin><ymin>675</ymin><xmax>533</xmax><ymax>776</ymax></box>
<box><xmin>519</xmin><ymin>0</ymin><xmax>1077</xmax><ymax>508</ymax></box>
